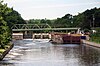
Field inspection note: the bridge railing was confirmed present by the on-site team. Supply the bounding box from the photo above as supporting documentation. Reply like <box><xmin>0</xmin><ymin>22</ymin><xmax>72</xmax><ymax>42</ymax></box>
<box><xmin>11</xmin><ymin>24</ymin><xmax>80</xmax><ymax>31</ymax></box>
<box><xmin>11</xmin><ymin>24</ymin><xmax>52</xmax><ymax>29</ymax></box>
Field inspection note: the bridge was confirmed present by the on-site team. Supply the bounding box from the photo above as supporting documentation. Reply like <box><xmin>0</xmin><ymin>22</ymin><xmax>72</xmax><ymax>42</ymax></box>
<box><xmin>11</xmin><ymin>24</ymin><xmax>80</xmax><ymax>31</ymax></box>
<box><xmin>11</xmin><ymin>24</ymin><xmax>80</xmax><ymax>39</ymax></box>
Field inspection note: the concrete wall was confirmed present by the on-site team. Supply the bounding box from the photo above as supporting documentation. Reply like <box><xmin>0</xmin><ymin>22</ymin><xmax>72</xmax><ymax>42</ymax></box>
<box><xmin>12</xmin><ymin>33</ymin><xmax>51</xmax><ymax>39</ymax></box>
<box><xmin>12</xmin><ymin>33</ymin><xmax>23</xmax><ymax>40</ymax></box>
<box><xmin>52</xmin><ymin>35</ymin><xmax>63</xmax><ymax>44</ymax></box>
<box><xmin>51</xmin><ymin>33</ymin><xmax>82</xmax><ymax>44</ymax></box>
<box><xmin>33</xmin><ymin>33</ymin><xmax>51</xmax><ymax>39</ymax></box>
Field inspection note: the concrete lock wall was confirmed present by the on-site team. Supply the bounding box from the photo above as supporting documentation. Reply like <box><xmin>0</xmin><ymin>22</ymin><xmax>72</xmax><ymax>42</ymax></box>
<box><xmin>33</xmin><ymin>33</ymin><xmax>51</xmax><ymax>39</ymax></box>
<box><xmin>51</xmin><ymin>33</ymin><xmax>82</xmax><ymax>44</ymax></box>
<box><xmin>52</xmin><ymin>35</ymin><xmax>63</xmax><ymax>44</ymax></box>
<box><xmin>12</xmin><ymin>33</ymin><xmax>23</xmax><ymax>40</ymax></box>
<box><xmin>12</xmin><ymin>33</ymin><xmax>51</xmax><ymax>39</ymax></box>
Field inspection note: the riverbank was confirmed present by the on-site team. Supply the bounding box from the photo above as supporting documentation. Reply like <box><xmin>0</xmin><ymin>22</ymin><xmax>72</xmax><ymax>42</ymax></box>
<box><xmin>82</xmin><ymin>40</ymin><xmax>100</xmax><ymax>48</ymax></box>
<box><xmin>0</xmin><ymin>43</ymin><xmax>14</xmax><ymax>60</ymax></box>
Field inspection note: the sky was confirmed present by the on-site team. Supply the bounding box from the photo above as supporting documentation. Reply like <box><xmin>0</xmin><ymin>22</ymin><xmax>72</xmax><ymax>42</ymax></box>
<box><xmin>4</xmin><ymin>0</ymin><xmax>100</xmax><ymax>20</ymax></box>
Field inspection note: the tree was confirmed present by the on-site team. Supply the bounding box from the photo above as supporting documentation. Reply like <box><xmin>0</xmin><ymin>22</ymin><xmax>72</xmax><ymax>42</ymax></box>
<box><xmin>27</xmin><ymin>7</ymin><xmax>100</xmax><ymax>30</ymax></box>
<box><xmin>0</xmin><ymin>19</ymin><xmax>11</xmax><ymax>48</ymax></box>
<box><xmin>40</xmin><ymin>19</ymin><xmax>46</xmax><ymax>24</ymax></box>
<box><xmin>5</xmin><ymin>10</ymin><xmax>26</xmax><ymax>27</ymax></box>
<box><xmin>53</xmin><ymin>14</ymin><xmax>73</xmax><ymax>28</ymax></box>
<box><xmin>72</xmin><ymin>7</ymin><xmax>100</xmax><ymax>29</ymax></box>
<box><xmin>0</xmin><ymin>0</ymin><xmax>12</xmax><ymax>49</ymax></box>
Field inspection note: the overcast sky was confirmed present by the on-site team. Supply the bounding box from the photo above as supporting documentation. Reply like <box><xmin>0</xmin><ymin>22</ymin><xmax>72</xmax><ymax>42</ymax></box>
<box><xmin>4</xmin><ymin>0</ymin><xmax>100</xmax><ymax>20</ymax></box>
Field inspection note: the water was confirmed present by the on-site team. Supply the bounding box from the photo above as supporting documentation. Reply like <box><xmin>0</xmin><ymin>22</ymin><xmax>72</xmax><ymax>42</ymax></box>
<box><xmin>0</xmin><ymin>39</ymin><xmax>100</xmax><ymax>66</ymax></box>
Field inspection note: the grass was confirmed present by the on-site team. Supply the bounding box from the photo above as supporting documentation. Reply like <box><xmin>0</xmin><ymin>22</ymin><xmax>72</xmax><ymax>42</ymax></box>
<box><xmin>90</xmin><ymin>33</ymin><xmax>100</xmax><ymax>44</ymax></box>
<box><xmin>0</xmin><ymin>43</ymin><xmax>11</xmax><ymax>55</ymax></box>
<box><xmin>0</xmin><ymin>49</ymin><xmax>5</xmax><ymax>54</ymax></box>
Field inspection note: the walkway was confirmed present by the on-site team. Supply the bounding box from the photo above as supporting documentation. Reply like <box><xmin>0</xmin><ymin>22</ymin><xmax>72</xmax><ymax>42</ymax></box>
<box><xmin>82</xmin><ymin>40</ymin><xmax>100</xmax><ymax>48</ymax></box>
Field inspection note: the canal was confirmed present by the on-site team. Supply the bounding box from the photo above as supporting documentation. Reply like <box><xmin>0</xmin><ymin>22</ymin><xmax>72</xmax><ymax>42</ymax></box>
<box><xmin>0</xmin><ymin>39</ymin><xmax>100</xmax><ymax>66</ymax></box>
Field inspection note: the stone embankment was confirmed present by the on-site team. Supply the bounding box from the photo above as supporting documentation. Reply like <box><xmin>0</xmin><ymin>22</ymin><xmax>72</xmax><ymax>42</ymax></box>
<box><xmin>0</xmin><ymin>43</ymin><xmax>14</xmax><ymax>60</ymax></box>
<box><xmin>82</xmin><ymin>40</ymin><xmax>100</xmax><ymax>48</ymax></box>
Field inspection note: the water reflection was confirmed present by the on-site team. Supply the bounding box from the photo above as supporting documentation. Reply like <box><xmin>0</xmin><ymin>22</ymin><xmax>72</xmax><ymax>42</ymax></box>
<box><xmin>0</xmin><ymin>39</ymin><xmax>100</xmax><ymax>66</ymax></box>
<box><xmin>79</xmin><ymin>45</ymin><xmax>100</xmax><ymax>66</ymax></box>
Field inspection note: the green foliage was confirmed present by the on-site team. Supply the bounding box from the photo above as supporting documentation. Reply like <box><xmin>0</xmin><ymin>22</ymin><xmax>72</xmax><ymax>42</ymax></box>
<box><xmin>5</xmin><ymin>10</ymin><xmax>26</xmax><ymax>27</ymax></box>
<box><xmin>28</xmin><ymin>14</ymin><xmax>73</xmax><ymax>28</ymax></box>
<box><xmin>28</xmin><ymin>8</ymin><xmax>100</xmax><ymax>30</ymax></box>
<box><xmin>0</xmin><ymin>1</ymin><xmax>12</xmax><ymax>49</ymax></box>
<box><xmin>0</xmin><ymin>18</ymin><xmax>11</xmax><ymax>49</ymax></box>
<box><xmin>0</xmin><ymin>49</ymin><xmax>5</xmax><ymax>53</ymax></box>
<box><xmin>76</xmin><ymin>7</ymin><xmax>100</xmax><ymax>29</ymax></box>
<box><xmin>84</xmin><ymin>29</ymin><xmax>90</xmax><ymax>32</ymax></box>
<box><xmin>28</xmin><ymin>19</ymin><xmax>41</xmax><ymax>24</ymax></box>
<box><xmin>90</xmin><ymin>33</ymin><xmax>100</xmax><ymax>43</ymax></box>
<box><xmin>94</xmin><ymin>28</ymin><xmax>100</xmax><ymax>33</ymax></box>
<box><xmin>53</xmin><ymin>14</ymin><xmax>73</xmax><ymax>28</ymax></box>
<box><xmin>0</xmin><ymin>1</ymin><xmax>26</xmax><ymax>49</ymax></box>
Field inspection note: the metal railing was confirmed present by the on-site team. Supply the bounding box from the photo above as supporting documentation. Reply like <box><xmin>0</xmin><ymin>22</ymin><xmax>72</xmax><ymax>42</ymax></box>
<box><xmin>11</xmin><ymin>24</ymin><xmax>80</xmax><ymax>31</ymax></box>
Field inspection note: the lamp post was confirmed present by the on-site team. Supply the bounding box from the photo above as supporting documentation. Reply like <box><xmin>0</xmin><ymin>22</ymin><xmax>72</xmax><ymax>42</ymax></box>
<box><xmin>92</xmin><ymin>14</ymin><xmax>95</xmax><ymax>29</ymax></box>
<box><xmin>70</xmin><ymin>16</ymin><xmax>73</xmax><ymax>27</ymax></box>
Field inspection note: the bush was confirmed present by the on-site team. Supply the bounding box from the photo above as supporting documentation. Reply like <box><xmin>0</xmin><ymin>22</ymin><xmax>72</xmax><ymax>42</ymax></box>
<box><xmin>90</xmin><ymin>33</ymin><xmax>100</xmax><ymax>43</ymax></box>
<box><xmin>95</xmin><ymin>28</ymin><xmax>100</xmax><ymax>33</ymax></box>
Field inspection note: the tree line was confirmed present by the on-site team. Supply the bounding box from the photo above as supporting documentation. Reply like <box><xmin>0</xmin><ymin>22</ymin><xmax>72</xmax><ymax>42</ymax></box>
<box><xmin>28</xmin><ymin>7</ymin><xmax>100</xmax><ymax>30</ymax></box>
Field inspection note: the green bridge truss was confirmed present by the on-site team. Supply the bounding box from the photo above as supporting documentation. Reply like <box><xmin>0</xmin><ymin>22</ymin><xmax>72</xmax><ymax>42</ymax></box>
<box><xmin>11</xmin><ymin>24</ymin><xmax>80</xmax><ymax>31</ymax></box>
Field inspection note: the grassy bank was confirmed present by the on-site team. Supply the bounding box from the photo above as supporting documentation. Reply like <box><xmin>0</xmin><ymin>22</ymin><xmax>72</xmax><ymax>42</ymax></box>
<box><xmin>90</xmin><ymin>33</ymin><xmax>100</xmax><ymax>44</ymax></box>
<box><xmin>0</xmin><ymin>43</ymin><xmax>12</xmax><ymax>55</ymax></box>
<box><xmin>0</xmin><ymin>43</ymin><xmax>13</xmax><ymax>60</ymax></box>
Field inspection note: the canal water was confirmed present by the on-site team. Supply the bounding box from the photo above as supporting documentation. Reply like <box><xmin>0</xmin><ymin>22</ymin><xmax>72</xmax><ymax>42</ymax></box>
<box><xmin>0</xmin><ymin>39</ymin><xmax>100</xmax><ymax>66</ymax></box>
